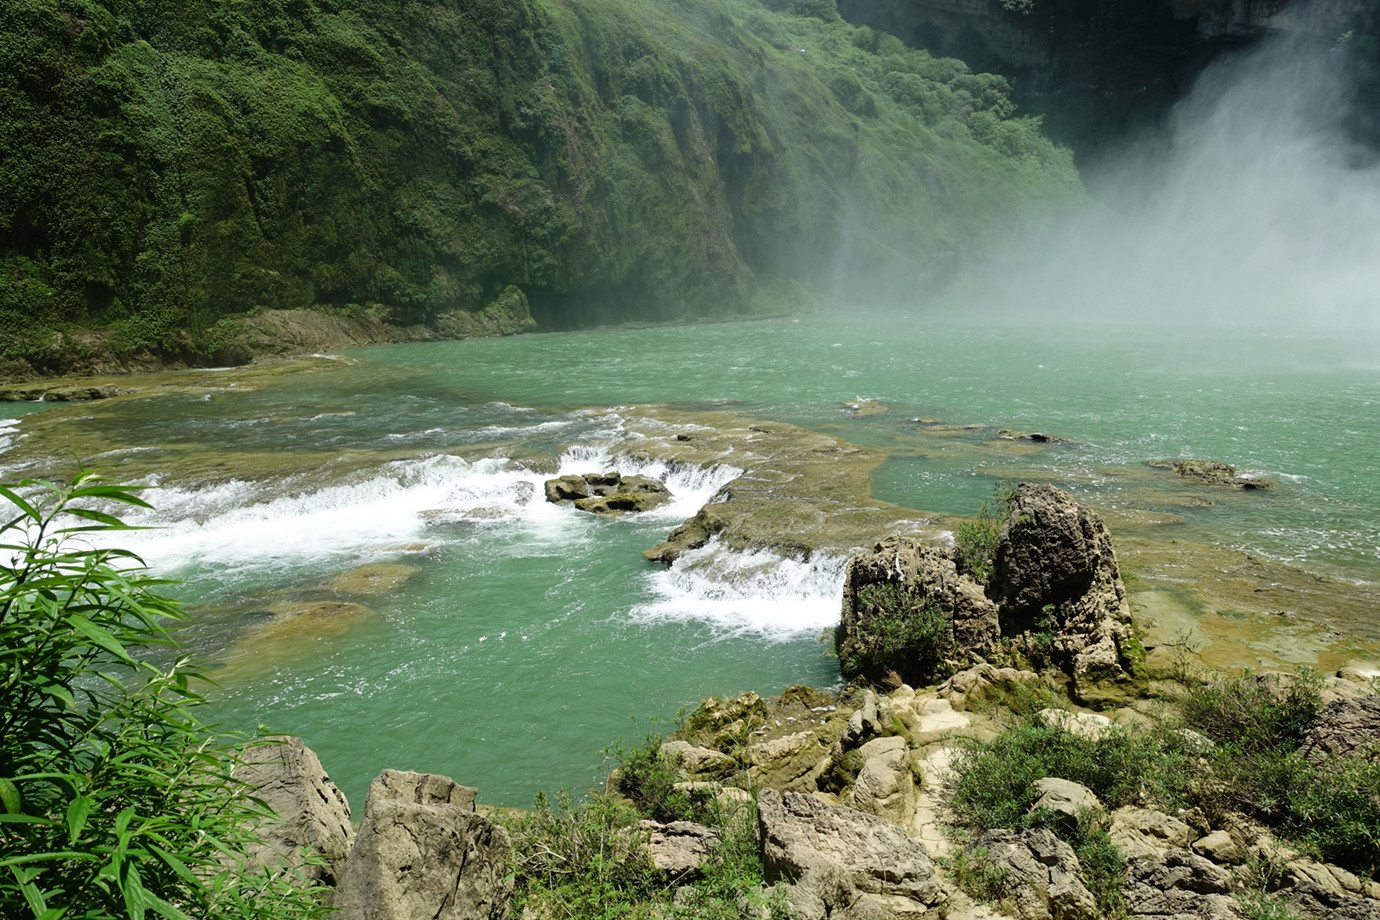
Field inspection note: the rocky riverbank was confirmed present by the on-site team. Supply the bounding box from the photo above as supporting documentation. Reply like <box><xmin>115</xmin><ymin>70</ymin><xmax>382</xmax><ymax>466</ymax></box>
<box><xmin>236</xmin><ymin>485</ymin><xmax>1380</xmax><ymax>920</ymax></box>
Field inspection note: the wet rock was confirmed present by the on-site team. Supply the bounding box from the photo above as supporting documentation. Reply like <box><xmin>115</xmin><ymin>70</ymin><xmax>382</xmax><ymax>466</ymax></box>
<box><xmin>1297</xmin><ymin>695</ymin><xmax>1380</xmax><ymax>762</ymax></box>
<box><xmin>757</xmin><ymin>788</ymin><xmax>946</xmax><ymax>920</ymax></box>
<box><xmin>333</xmin><ymin>770</ymin><xmax>511</xmax><ymax>920</ymax></box>
<box><xmin>544</xmin><ymin>471</ymin><xmax>671</xmax><ymax>514</ymax></box>
<box><xmin>1122</xmin><ymin>849</ymin><xmax>1244</xmax><ymax>919</ymax></box>
<box><xmin>991</xmin><ymin>484</ymin><xmax>1147</xmax><ymax>708</ymax></box>
<box><xmin>996</xmin><ymin>429</ymin><xmax>1072</xmax><ymax>444</ymax></box>
<box><xmin>965</xmin><ymin>827</ymin><xmax>1098</xmax><ymax>920</ymax></box>
<box><xmin>636</xmin><ymin>820</ymin><xmax>719</xmax><ymax>879</ymax></box>
<box><xmin>837</xmin><ymin>535</ymin><xmax>1000</xmax><ymax>688</ymax></box>
<box><xmin>233</xmin><ymin>736</ymin><xmax>354</xmax><ymax>885</ymax></box>
<box><xmin>643</xmin><ymin>506</ymin><xmax>727</xmax><ymax>564</ymax></box>
<box><xmin>1147</xmin><ymin>459</ymin><xmax>1273</xmax><ymax>490</ymax></box>
<box><xmin>1030</xmin><ymin>777</ymin><xmax>1102</xmax><ymax>831</ymax></box>
<box><xmin>844</xmin><ymin>397</ymin><xmax>888</xmax><ymax>417</ymax></box>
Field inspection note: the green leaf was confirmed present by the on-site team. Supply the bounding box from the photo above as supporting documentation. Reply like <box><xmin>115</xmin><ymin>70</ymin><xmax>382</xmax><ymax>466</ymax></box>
<box><xmin>0</xmin><ymin>814</ymin><xmax>55</xmax><ymax>825</ymax></box>
<box><xmin>65</xmin><ymin>614</ymin><xmax>136</xmax><ymax>664</ymax></box>
<box><xmin>0</xmin><ymin>776</ymin><xmax>20</xmax><ymax>814</ymax></box>
<box><xmin>0</xmin><ymin>485</ymin><xmax>41</xmax><ymax>523</ymax></box>
<box><xmin>122</xmin><ymin>861</ymin><xmax>148</xmax><ymax>920</ymax></box>
<box><xmin>65</xmin><ymin>795</ymin><xmax>94</xmax><ymax>845</ymax></box>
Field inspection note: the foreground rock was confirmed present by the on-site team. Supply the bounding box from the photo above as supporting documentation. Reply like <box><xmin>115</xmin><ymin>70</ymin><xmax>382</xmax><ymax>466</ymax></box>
<box><xmin>965</xmin><ymin>827</ymin><xmax>1098</xmax><ymax>920</ymax></box>
<box><xmin>991</xmin><ymin>484</ymin><xmax>1146</xmax><ymax>706</ymax></box>
<box><xmin>233</xmin><ymin>736</ymin><xmax>354</xmax><ymax>884</ymax></box>
<box><xmin>333</xmin><ymin>770</ymin><xmax>512</xmax><ymax>920</ymax></box>
<box><xmin>1147</xmin><ymin>459</ymin><xmax>1273</xmax><ymax>490</ymax></box>
<box><xmin>544</xmin><ymin>472</ymin><xmax>671</xmax><ymax>514</ymax></box>
<box><xmin>837</xmin><ymin>535</ymin><xmax>1000</xmax><ymax>688</ymax></box>
<box><xmin>839</xmin><ymin>484</ymin><xmax>1146</xmax><ymax>706</ymax></box>
<box><xmin>757</xmin><ymin>788</ymin><xmax>946</xmax><ymax>919</ymax></box>
<box><xmin>1297</xmin><ymin>695</ymin><xmax>1380</xmax><ymax>762</ymax></box>
<box><xmin>1123</xmin><ymin>850</ymin><xmax>1244</xmax><ymax>919</ymax></box>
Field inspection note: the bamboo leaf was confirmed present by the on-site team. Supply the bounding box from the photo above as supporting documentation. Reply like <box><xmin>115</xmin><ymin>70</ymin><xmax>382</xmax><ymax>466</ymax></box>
<box><xmin>66</xmin><ymin>795</ymin><xmax>94</xmax><ymax>844</ymax></box>
<box><xmin>65</xmin><ymin>615</ymin><xmax>136</xmax><ymax>664</ymax></box>
<box><xmin>0</xmin><ymin>776</ymin><xmax>20</xmax><ymax>814</ymax></box>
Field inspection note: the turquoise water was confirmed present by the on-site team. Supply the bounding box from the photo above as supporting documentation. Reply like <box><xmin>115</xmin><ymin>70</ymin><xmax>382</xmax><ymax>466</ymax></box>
<box><xmin>1</xmin><ymin>311</ymin><xmax>1377</xmax><ymax>810</ymax></box>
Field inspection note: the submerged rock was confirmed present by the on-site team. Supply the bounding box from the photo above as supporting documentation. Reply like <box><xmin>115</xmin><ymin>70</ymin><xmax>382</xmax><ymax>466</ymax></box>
<box><xmin>544</xmin><ymin>471</ymin><xmax>671</xmax><ymax>514</ymax></box>
<box><xmin>997</xmin><ymin>429</ymin><xmax>1072</xmax><ymax>443</ymax></box>
<box><xmin>1147</xmin><ymin>459</ymin><xmax>1273</xmax><ymax>490</ymax></box>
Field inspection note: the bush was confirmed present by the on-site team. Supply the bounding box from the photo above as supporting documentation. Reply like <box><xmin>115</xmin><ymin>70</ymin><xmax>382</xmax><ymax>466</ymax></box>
<box><xmin>0</xmin><ymin>474</ymin><xmax>328</xmax><ymax>920</ymax></box>
<box><xmin>846</xmin><ymin>581</ymin><xmax>953</xmax><ymax>686</ymax></box>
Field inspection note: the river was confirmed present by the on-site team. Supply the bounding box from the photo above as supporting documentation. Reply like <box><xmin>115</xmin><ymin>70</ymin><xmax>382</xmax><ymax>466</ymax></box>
<box><xmin>2</xmin><ymin>310</ymin><xmax>1377</xmax><ymax>809</ymax></box>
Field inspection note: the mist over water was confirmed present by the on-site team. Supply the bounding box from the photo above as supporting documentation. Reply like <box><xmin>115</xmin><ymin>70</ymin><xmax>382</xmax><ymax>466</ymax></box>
<box><xmin>949</xmin><ymin>31</ymin><xmax>1380</xmax><ymax>332</ymax></box>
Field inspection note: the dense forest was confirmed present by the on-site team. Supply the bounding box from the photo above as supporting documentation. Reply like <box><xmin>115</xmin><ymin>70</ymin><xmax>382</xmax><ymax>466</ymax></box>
<box><xmin>0</xmin><ymin>0</ymin><xmax>1080</xmax><ymax>377</ymax></box>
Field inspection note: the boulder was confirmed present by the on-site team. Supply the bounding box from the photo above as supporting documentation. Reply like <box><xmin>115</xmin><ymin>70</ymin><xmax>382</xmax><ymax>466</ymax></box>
<box><xmin>544</xmin><ymin>472</ymin><xmax>671</xmax><ymax>514</ymax></box>
<box><xmin>1038</xmin><ymin>708</ymin><xmax>1113</xmax><ymax>741</ymax></box>
<box><xmin>846</xmin><ymin>736</ymin><xmax>916</xmax><ymax>824</ymax></box>
<box><xmin>991</xmin><ymin>484</ymin><xmax>1147</xmax><ymax>707</ymax></box>
<box><xmin>1122</xmin><ymin>849</ymin><xmax>1244</xmax><ymax>919</ymax></box>
<box><xmin>938</xmin><ymin>663</ymin><xmax>1044</xmax><ymax>711</ymax></box>
<box><xmin>965</xmin><ymin>827</ymin><xmax>1098</xmax><ymax>920</ymax></box>
<box><xmin>1030</xmin><ymin>777</ymin><xmax>1102</xmax><ymax>832</ymax></box>
<box><xmin>837</xmin><ymin>535</ymin><xmax>1000</xmax><ymax>688</ymax></box>
<box><xmin>1297</xmin><ymin>695</ymin><xmax>1380</xmax><ymax>762</ymax></box>
<box><xmin>233</xmin><ymin>736</ymin><xmax>354</xmax><ymax>884</ymax></box>
<box><xmin>643</xmin><ymin>506</ymin><xmax>728</xmax><ymax>564</ymax></box>
<box><xmin>1192</xmin><ymin>830</ymin><xmax>1245</xmax><ymax>866</ymax></box>
<box><xmin>659</xmin><ymin>740</ymin><xmax>737</xmax><ymax>780</ymax></box>
<box><xmin>757</xmin><ymin>788</ymin><xmax>946</xmax><ymax>920</ymax></box>
<box><xmin>636</xmin><ymin>820</ymin><xmax>719</xmax><ymax>879</ymax></box>
<box><xmin>332</xmin><ymin>770</ymin><xmax>511</xmax><ymax>920</ymax></box>
<box><xmin>1110</xmin><ymin>807</ymin><xmax>1194</xmax><ymax>860</ymax></box>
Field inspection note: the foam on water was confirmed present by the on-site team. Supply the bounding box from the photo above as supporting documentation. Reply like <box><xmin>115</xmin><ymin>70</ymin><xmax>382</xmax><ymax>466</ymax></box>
<box><xmin>632</xmin><ymin>536</ymin><xmax>847</xmax><ymax>640</ymax></box>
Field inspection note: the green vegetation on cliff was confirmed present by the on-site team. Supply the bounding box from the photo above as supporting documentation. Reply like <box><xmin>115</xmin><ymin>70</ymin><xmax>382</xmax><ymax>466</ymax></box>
<box><xmin>1</xmin><ymin>0</ymin><xmax>1077</xmax><ymax>376</ymax></box>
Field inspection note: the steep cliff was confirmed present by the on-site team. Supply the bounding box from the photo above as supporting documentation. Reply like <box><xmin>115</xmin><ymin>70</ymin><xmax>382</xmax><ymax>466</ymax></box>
<box><xmin>0</xmin><ymin>0</ymin><xmax>1078</xmax><ymax>377</ymax></box>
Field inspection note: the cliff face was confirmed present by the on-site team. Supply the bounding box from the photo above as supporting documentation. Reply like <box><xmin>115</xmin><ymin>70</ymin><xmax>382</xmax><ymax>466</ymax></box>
<box><xmin>837</xmin><ymin>0</ymin><xmax>1380</xmax><ymax>160</ymax></box>
<box><xmin>0</xmin><ymin>0</ymin><xmax>1079</xmax><ymax>376</ymax></box>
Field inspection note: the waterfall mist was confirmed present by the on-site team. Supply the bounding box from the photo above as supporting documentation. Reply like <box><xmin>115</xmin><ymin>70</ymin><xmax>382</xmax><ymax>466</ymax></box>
<box><xmin>941</xmin><ymin>30</ymin><xmax>1380</xmax><ymax>334</ymax></box>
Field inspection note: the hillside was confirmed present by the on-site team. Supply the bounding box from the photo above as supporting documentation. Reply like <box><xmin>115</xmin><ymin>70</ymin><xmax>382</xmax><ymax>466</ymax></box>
<box><xmin>0</xmin><ymin>0</ymin><xmax>1078</xmax><ymax>378</ymax></box>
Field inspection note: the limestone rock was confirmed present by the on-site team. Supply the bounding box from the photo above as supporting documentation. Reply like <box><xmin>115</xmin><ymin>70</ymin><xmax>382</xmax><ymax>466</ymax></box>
<box><xmin>660</xmin><ymin>740</ymin><xmax>737</xmax><ymax>780</ymax></box>
<box><xmin>1122</xmin><ymin>849</ymin><xmax>1244</xmax><ymax>919</ymax></box>
<box><xmin>637</xmin><ymin>820</ymin><xmax>719</xmax><ymax>879</ymax></box>
<box><xmin>333</xmin><ymin>770</ymin><xmax>511</xmax><ymax>920</ymax></box>
<box><xmin>644</xmin><ymin>506</ymin><xmax>728</xmax><ymax>564</ymax></box>
<box><xmin>1038</xmin><ymin>708</ymin><xmax>1112</xmax><ymax>741</ymax></box>
<box><xmin>966</xmin><ymin>827</ymin><xmax>1098</xmax><ymax>920</ymax></box>
<box><xmin>233</xmin><ymin>736</ymin><xmax>354</xmax><ymax>884</ymax></box>
<box><xmin>938</xmin><ymin>664</ymin><xmax>1043</xmax><ymax>711</ymax></box>
<box><xmin>757</xmin><ymin>788</ymin><xmax>946</xmax><ymax>920</ymax></box>
<box><xmin>1110</xmin><ymin>807</ymin><xmax>1194</xmax><ymax>860</ymax></box>
<box><xmin>991</xmin><ymin>484</ymin><xmax>1146</xmax><ymax>707</ymax></box>
<box><xmin>837</xmin><ymin>535</ymin><xmax>1000</xmax><ymax>688</ymax></box>
<box><xmin>1030</xmin><ymin>777</ymin><xmax>1102</xmax><ymax>831</ymax></box>
<box><xmin>1297</xmin><ymin>695</ymin><xmax>1380</xmax><ymax>762</ymax></box>
<box><xmin>1191</xmin><ymin>830</ymin><xmax>1245</xmax><ymax>866</ymax></box>
<box><xmin>847</xmin><ymin>736</ymin><xmax>916</xmax><ymax>824</ymax></box>
<box><xmin>544</xmin><ymin>471</ymin><xmax>671</xmax><ymax>514</ymax></box>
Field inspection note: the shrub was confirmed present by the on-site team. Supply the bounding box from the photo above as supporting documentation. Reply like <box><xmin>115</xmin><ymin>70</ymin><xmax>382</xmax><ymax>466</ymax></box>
<box><xmin>953</xmin><ymin>483</ymin><xmax>1017</xmax><ymax>584</ymax></box>
<box><xmin>0</xmin><ymin>473</ymin><xmax>328</xmax><ymax>920</ymax></box>
<box><xmin>606</xmin><ymin>734</ymin><xmax>705</xmax><ymax>824</ymax></box>
<box><xmin>847</xmin><ymin>581</ymin><xmax>953</xmax><ymax>686</ymax></box>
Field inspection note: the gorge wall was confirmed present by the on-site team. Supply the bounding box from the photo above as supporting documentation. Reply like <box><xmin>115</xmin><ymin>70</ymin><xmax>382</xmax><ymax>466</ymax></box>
<box><xmin>0</xmin><ymin>0</ymin><xmax>1079</xmax><ymax>378</ymax></box>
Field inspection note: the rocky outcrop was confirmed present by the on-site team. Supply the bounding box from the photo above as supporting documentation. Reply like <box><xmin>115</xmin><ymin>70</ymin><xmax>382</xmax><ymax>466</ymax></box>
<box><xmin>332</xmin><ymin>770</ymin><xmax>512</xmax><ymax>920</ymax></box>
<box><xmin>1297</xmin><ymin>695</ymin><xmax>1380</xmax><ymax>763</ymax></box>
<box><xmin>1147</xmin><ymin>459</ymin><xmax>1274</xmax><ymax>490</ymax></box>
<box><xmin>964</xmin><ymin>827</ymin><xmax>1098</xmax><ymax>920</ymax></box>
<box><xmin>1122</xmin><ymin>849</ymin><xmax>1244</xmax><ymax>919</ymax></box>
<box><xmin>233</xmin><ymin>736</ymin><xmax>354</xmax><ymax>885</ymax></box>
<box><xmin>837</xmin><ymin>535</ymin><xmax>1000</xmax><ymax>688</ymax></box>
<box><xmin>992</xmin><ymin>484</ymin><xmax>1146</xmax><ymax>706</ymax></box>
<box><xmin>757</xmin><ymin>788</ymin><xmax>947</xmax><ymax>919</ymax></box>
<box><xmin>544</xmin><ymin>472</ymin><xmax>672</xmax><ymax>514</ymax></box>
